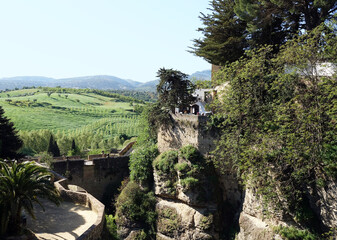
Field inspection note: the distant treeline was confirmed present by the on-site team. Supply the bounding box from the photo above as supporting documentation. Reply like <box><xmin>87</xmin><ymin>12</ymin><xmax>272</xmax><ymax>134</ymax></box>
<box><xmin>107</xmin><ymin>90</ymin><xmax>157</xmax><ymax>102</ymax></box>
<box><xmin>1</xmin><ymin>86</ymin><xmax>157</xmax><ymax>103</ymax></box>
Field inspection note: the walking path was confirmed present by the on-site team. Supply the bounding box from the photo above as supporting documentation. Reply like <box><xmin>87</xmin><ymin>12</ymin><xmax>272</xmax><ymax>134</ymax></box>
<box><xmin>27</xmin><ymin>199</ymin><xmax>97</xmax><ymax>240</ymax></box>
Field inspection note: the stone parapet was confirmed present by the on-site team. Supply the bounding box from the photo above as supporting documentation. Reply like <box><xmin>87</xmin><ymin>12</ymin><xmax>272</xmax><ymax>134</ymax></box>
<box><xmin>54</xmin><ymin>178</ymin><xmax>105</xmax><ymax>240</ymax></box>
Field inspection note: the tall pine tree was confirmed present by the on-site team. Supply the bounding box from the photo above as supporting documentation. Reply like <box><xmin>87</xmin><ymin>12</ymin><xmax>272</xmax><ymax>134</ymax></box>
<box><xmin>0</xmin><ymin>106</ymin><xmax>22</xmax><ymax>159</ymax></box>
<box><xmin>190</xmin><ymin>0</ymin><xmax>247</xmax><ymax>65</ymax></box>
<box><xmin>192</xmin><ymin>0</ymin><xmax>337</xmax><ymax>65</ymax></box>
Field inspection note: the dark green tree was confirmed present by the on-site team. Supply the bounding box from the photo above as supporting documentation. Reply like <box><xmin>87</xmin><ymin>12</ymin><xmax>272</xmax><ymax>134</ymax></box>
<box><xmin>211</xmin><ymin>25</ymin><xmax>337</xmax><ymax>231</ymax></box>
<box><xmin>68</xmin><ymin>139</ymin><xmax>80</xmax><ymax>156</ymax></box>
<box><xmin>192</xmin><ymin>0</ymin><xmax>337</xmax><ymax>65</ymax></box>
<box><xmin>156</xmin><ymin>68</ymin><xmax>196</xmax><ymax>112</ymax></box>
<box><xmin>54</xmin><ymin>140</ymin><xmax>60</xmax><ymax>157</ymax></box>
<box><xmin>190</xmin><ymin>0</ymin><xmax>247</xmax><ymax>65</ymax></box>
<box><xmin>0</xmin><ymin>106</ymin><xmax>22</xmax><ymax>159</ymax></box>
<box><xmin>47</xmin><ymin>135</ymin><xmax>60</xmax><ymax>157</ymax></box>
<box><xmin>235</xmin><ymin>0</ymin><xmax>337</xmax><ymax>32</ymax></box>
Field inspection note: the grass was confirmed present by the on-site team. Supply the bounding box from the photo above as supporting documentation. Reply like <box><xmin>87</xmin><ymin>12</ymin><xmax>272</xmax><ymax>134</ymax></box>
<box><xmin>0</xmin><ymin>89</ymin><xmax>140</xmax><ymax>132</ymax></box>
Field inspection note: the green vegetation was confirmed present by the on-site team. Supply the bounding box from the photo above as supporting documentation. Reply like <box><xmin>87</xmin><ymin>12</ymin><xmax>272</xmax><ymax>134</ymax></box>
<box><xmin>115</xmin><ymin>181</ymin><xmax>156</xmax><ymax>239</ymax></box>
<box><xmin>129</xmin><ymin>144</ymin><xmax>159</xmax><ymax>187</ymax></box>
<box><xmin>211</xmin><ymin>24</ymin><xmax>337</xmax><ymax>232</ymax></box>
<box><xmin>274</xmin><ymin>226</ymin><xmax>317</xmax><ymax>240</ymax></box>
<box><xmin>177</xmin><ymin>146</ymin><xmax>204</xmax><ymax>191</ymax></box>
<box><xmin>156</xmin><ymin>68</ymin><xmax>195</xmax><ymax>112</ymax></box>
<box><xmin>191</xmin><ymin>0</ymin><xmax>337</xmax><ymax>65</ymax></box>
<box><xmin>0</xmin><ymin>161</ymin><xmax>61</xmax><ymax>236</ymax></box>
<box><xmin>157</xmin><ymin>207</ymin><xmax>179</xmax><ymax>237</ymax></box>
<box><xmin>0</xmin><ymin>88</ymin><xmax>143</xmax><ymax>156</ymax></box>
<box><xmin>153</xmin><ymin>150</ymin><xmax>178</xmax><ymax>174</ymax></box>
<box><xmin>0</xmin><ymin>106</ymin><xmax>22</xmax><ymax>159</ymax></box>
<box><xmin>105</xmin><ymin>214</ymin><xmax>119</xmax><ymax>240</ymax></box>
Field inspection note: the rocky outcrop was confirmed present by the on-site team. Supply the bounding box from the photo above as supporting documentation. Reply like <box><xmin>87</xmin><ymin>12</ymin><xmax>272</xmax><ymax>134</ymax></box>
<box><xmin>153</xmin><ymin>146</ymin><xmax>221</xmax><ymax>239</ymax></box>
<box><xmin>156</xmin><ymin>199</ymin><xmax>216</xmax><ymax>240</ymax></box>
<box><xmin>307</xmin><ymin>179</ymin><xmax>337</xmax><ymax>234</ymax></box>
<box><xmin>237</xmin><ymin>187</ymin><xmax>284</xmax><ymax>240</ymax></box>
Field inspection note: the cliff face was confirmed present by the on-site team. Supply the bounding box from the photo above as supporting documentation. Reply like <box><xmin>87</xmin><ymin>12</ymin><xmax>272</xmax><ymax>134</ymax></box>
<box><xmin>155</xmin><ymin>114</ymin><xmax>242</xmax><ymax>239</ymax></box>
<box><xmin>156</xmin><ymin>114</ymin><xmax>337</xmax><ymax>239</ymax></box>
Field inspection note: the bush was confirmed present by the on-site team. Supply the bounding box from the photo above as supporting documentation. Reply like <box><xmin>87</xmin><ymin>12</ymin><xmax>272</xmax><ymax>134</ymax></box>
<box><xmin>179</xmin><ymin>145</ymin><xmax>201</xmax><ymax>163</ymax></box>
<box><xmin>129</xmin><ymin>144</ymin><xmax>158</xmax><ymax>186</ymax></box>
<box><xmin>115</xmin><ymin>181</ymin><xmax>156</xmax><ymax>228</ymax></box>
<box><xmin>105</xmin><ymin>214</ymin><xmax>119</xmax><ymax>239</ymax></box>
<box><xmin>180</xmin><ymin>177</ymin><xmax>199</xmax><ymax>189</ymax></box>
<box><xmin>274</xmin><ymin>226</ymin><xmax>317</xmax><ymax>240</ymax></box>
<box><xmin>153</xmin><ymin>150</ymin><xmax>178</xmax><ymax>174</ymax></box>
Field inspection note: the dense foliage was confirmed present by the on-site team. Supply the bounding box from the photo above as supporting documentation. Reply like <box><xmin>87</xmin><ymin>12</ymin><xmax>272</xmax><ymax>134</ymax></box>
<box><xmin>129</xmin><ymin>144</ymin><xmax>159</xmax><ymax>187</ymax></box>
<box><xmin>115</xmin><ymin>181</ymin><xmax>156</xmax><ymax>239</ymax></box>
<box><xmin>0</xmin><ymin>106</ymin><xmax>22</xmax><ymax>159</ymax></box>
<box><xmin>0</xmin><ymin>161</ymin><xmax>61</xmax><ymax>235</ymax></box>
<box><xmin>190</xmin><ymin>0</ymin><xmax>247</xmax><ymax>65</ymax></box>
<box><xmin>191</xmin><ymin>0</ymin><xmax>337</xmax><ymax>64</ymax></box>
<box><xmin>156</xmin><ymin>68</ymin><xmax>195</xmax><ymax>112</ymax></box>
<box><xmin>211</xmin><ymin>25</ymin><xmax>337</xmax><ymax>231</ymax></box>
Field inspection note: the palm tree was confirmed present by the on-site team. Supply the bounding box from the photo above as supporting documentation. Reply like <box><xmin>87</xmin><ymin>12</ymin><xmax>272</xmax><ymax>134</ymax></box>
<box><xmin>0</xmin><ymin>161</ymin><xmax>61</xmax><ymax>235</ymax></box>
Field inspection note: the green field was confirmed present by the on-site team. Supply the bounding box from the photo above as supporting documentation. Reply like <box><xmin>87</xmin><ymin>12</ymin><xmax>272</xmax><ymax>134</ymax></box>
<box><xmin>0</xmin><ymin>88</ymin><xmax>143</xmax><ymax>155</ymax></box>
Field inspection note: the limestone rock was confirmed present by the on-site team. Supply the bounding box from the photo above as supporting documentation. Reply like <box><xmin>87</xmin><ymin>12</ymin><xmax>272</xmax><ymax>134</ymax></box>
<box><xmin>156</xmin><ymin>199</ymin><xmax>217</xmax><ymax>240</ymax></box>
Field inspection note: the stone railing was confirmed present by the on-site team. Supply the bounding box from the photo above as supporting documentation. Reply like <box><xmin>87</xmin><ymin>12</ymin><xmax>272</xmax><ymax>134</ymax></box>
<box><xmin>53</xmin><ymin>176</ymin><xmax>105</xmax><ymax>240</ymax></box>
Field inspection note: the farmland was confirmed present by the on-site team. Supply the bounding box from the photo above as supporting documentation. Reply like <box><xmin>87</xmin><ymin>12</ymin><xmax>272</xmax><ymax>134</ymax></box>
<box><xmin>0</xmin><ymin>88</ymin><xmax>144</xmax><ymax>156</ymax></box>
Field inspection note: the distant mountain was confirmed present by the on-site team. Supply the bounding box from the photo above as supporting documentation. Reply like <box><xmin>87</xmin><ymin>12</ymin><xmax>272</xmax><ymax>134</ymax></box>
<box><xmin>0</xmin><ymin>70</ymin><xmax>211</xmax><ymax>91</ymax></box>
<box><xmin>189</xmin><ymin>70</ymin><xmax>211</xmax><ymax>81</ymax></box>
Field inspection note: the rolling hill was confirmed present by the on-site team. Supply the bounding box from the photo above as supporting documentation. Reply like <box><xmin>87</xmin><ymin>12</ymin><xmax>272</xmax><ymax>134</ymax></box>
<box><xmin>0</xmin><ymin>70</ymin><xmax>211</xmax><ymax>91</ymax></box>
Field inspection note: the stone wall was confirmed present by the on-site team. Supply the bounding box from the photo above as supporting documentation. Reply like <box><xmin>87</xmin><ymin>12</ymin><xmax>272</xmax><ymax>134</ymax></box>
<box><xmin>54</xmin><ymin>178</ymin><xmax>105</xmax><ymax>240</ymax></box>
<box><xmin>157</xmin><ymin>114</ymin><xmax>215</xmax><ymax>155</ymax></box>
<box><xmin>52</xmin><ymin>156</ymin><xmax>129</xmax><ymax>211</ymax></box>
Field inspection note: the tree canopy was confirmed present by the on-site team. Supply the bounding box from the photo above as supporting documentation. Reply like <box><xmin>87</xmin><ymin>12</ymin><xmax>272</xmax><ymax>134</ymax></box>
<box><xmin>156</xmin><ymin>68</ymin><xmax>195</xmax><ymax>112</ymax></box>
<box><xmin>191</xmin><ymin>0</ymin><xmax>337</xmax><ymax>65</ymax></box>
<box><xmin>211</xmin><ymin>25</ymin><xmax>337</xmax><ymax>232</ymax></box>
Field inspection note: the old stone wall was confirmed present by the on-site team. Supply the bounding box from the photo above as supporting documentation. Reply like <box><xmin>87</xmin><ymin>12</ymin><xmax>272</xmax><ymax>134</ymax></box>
<box><xmin>54</xmin><ymin>178</ymin><xmax>105</xmax><ymax>240</ymax></box>
<box><xmin>52</xmin><ymin>156</ymin><xmax>129</xmax><ymax>211</ymax></box>
<box><xmin>157</xmin><ymin>114</ymin><xmax>215</xmax><ymax>155</ymax></box>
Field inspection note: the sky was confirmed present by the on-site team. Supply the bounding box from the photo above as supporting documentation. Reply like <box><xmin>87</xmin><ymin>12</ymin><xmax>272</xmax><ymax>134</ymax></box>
<box><xmin>0</xmin><ymin>0</ymin><xmax>211</xmax><ymax>82</ymax></box>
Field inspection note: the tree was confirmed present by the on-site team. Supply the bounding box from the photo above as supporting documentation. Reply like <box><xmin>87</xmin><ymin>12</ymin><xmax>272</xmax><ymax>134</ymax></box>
<box><xmin>0</xmin><ymin>161</ymin><xmax>61</xmax><ymax>235</ymax></box>
<box><xmin>0</xmin><ymin>106</ymin><xmax>22</xmax><ymax>159</ymax></box>
<box><xmin>192</xmin><ymin>0</ymin><xmax>337</xmax><ymax>65</ymax></box>
<box><xmin>68</xmin><ymin>139</ymin><xmax>80</xmax><ymax>156</ymax></box>
<box><xmin>235</xmin><ymin>0</ymin><xmax>337</xmax><ymax>32</ymax></box>
<box><xmin>47</xmin><ymin>135</ymin><xmax>60</xmax><ymax>157</ymax></box>
<box><xmin>211</xmin><ymin>25</ymin><xmax>337</xmax><ymax>231</ymax></box>
<box><xmin>190</xmin><ymin>0</ymin><xmax>247</xmax><ymax>65</ymax></box>
<box><xmin>156</xmin><ymin>68</ymin><xmax>196</xmax><ymax>112</ymax></box>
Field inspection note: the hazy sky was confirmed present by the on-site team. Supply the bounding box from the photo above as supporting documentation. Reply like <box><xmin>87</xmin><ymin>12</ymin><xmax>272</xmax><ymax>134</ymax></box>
<box><xmin>0</xmin><ymin>0</ymin><xmax>211</xmax><ymax>82</ymax></box>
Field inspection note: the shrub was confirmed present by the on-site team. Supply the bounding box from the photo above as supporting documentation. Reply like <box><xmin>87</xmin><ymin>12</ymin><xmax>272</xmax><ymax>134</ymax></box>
<box><xmin>274</xmin><ymin>226</ymin><xmax>317</xmax><ymax>240</ymax></box>
<box><xmin>180</xmin><ymin>177</ymin><xmax>199</xmax><ymax>189</ymax></box>
<box><xmin>179</xmin><ymin>145</ymin><xmax>201</xmax><ymax>163</ymax></box>
<box><xmin>115</xmin><ymin>181</ymin><xmax>156</xmax><ymax>230</ymax></box>
<box><xmin>174</xmin><ymin>162</ymin><xmax>189</xmax><ymax>172</ymax></box>
<box><xmin>153</xmin><ymin>150</ymin><xmax>178</xmax><ymax>174</ymax></box>
<box><xmin>129</xmin><ymin>144</ymin><xmax>159</xmax><ymax>186</ymax></box>
<box><xmin>105</xmin><ymin>214</ymin><xmax>119</xmax><ymax>239</ymax></box>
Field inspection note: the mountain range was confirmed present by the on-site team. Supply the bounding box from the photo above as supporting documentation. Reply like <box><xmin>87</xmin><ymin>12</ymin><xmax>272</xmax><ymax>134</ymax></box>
<box><xmin>0</xmin><ymin>70</ymin><xmax>211</xmax><ymax>92</ymax></box>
